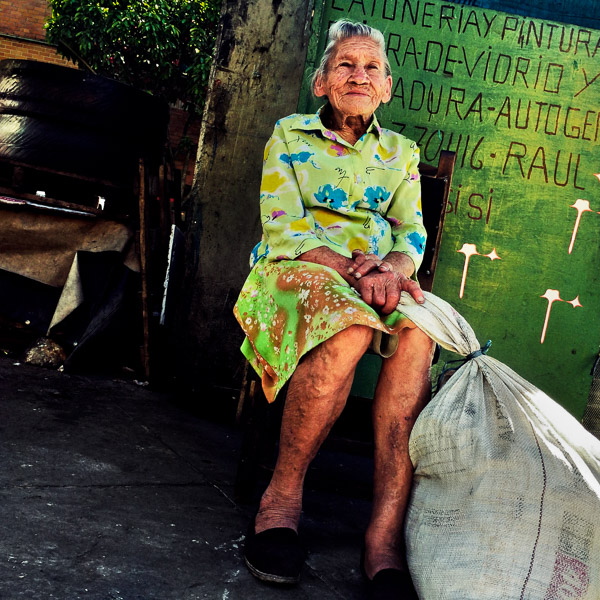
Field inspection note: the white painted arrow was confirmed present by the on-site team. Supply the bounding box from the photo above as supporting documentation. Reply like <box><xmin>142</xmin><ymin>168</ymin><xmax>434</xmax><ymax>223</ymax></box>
<box><xmin>540</xmin><ymin>289</ymin><xmax>562</xmax><ymax>344</ymax></box>
<box><xmin>457</xmin><ymin>243</ymin><xmax>480</xmax><ymax>299</ymax></box>
<box><xmin>568</xmin><ymin>199</ymin><xmax>593</xmax><ymax>254</ymax></box>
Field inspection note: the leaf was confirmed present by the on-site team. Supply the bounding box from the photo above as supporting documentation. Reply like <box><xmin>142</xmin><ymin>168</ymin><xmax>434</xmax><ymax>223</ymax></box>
<box><xmin>46</xmin><ymin>0</ymin><xmax>220</xmax><ymax>113</ymax></box>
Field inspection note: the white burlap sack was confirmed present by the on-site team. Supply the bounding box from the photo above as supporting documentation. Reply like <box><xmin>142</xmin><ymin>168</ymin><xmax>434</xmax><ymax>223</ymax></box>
<box><xmin>397</xmin><ymin>291</ymin><xmax>600</xmax><ymax>600</ymax></box>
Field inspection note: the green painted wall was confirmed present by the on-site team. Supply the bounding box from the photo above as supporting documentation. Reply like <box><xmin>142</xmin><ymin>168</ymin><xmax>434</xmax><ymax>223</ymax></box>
<box><xmin>443</xmin><ymin>0</ymin><xmax>600</xmax><ymax>30</ymax></box>
<box><xmin>299</xmin><ymin>0</ymin><xmax>600</xmax><ymax>418</ymax></box>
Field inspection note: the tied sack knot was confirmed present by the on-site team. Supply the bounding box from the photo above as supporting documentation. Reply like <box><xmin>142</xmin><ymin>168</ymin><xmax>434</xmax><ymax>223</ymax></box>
<box><xmin>435</xmin><ymin>340</ymin><xmax>492</xmax><ymax>393</ymax></box>
<box><xmin>465</xmin><ymin>339</ymin><xmax>492</xmax><ymax>361</ymax></box>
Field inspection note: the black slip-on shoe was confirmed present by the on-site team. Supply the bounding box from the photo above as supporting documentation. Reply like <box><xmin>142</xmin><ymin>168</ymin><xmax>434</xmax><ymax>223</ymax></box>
<box><xmin>244</xmin><ymin>526</ymin><xmax>306</xmax><ymax>585</ymax></box>
<box><xmin>367</xmin><ymin>568</ymin><xmax>419</xmax><ymax>600</ymax></box>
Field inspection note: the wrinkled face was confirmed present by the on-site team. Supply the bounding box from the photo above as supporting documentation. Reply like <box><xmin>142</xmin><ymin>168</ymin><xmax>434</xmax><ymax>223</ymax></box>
<box><xmin>314</xmin><ymin>37</ymin><xmax>392</xmax><ymax>121</ymax></box>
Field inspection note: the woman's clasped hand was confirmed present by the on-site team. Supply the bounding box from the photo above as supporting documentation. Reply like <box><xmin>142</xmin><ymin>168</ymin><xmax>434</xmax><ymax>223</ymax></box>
<box><xmin>348</xmin><ymin>249</ymin><xmax>426</xmax><ymax>313</ymax></box>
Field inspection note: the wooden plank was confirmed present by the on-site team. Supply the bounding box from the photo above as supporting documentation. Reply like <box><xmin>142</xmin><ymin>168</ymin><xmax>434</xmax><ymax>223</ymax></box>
<box><xmin>0</xmin><ymin>186</ymin><xmax>103</xmax><ymax>217</ymax></box>
<box><xmin>0</xmin><ymin>157</ymin><xmax>129</xmax><ymax>189</ymax></box>
<box><xmin>138</xmin><ymin>159</ymin><xmax>151</xmax><ymax>380</ymax></box>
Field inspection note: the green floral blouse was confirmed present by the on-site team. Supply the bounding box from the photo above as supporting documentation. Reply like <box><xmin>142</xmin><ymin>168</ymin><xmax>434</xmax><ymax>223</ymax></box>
<box><xmin>249</xmin><ymin>108</ymin><xmax>426</xmax><ymax>270</ymax></box>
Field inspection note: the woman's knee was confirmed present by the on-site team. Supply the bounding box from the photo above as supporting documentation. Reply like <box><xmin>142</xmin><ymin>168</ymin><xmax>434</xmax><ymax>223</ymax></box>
<box><xmin>336</xmin><ymin>324</ymin><xmax>374</xmax><ymax>351</ymax></box>
<box><xmin>297</xmin><ymin>325</ymin><xmax>373</xmax><ymax>386</ymax></box>
<box><xmin>323</xmin><ymin>325</ymin><xmax>373</xmax><ymax>366</ymax></box>
<box><xmin>396</xmin><ymin>325</ymin><xmax>434</xmax><ymax>354</ymax></box>
<box><xmin>382</xmin><ymin>326</ymin><xmax>434</xmax><ymax>375</ymax></box>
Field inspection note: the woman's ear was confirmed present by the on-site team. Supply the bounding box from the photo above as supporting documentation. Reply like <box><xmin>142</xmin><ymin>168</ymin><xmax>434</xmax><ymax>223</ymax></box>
<box><xmin>313</xmin><ymin>73</ymin><xmax>327</xmax><ymax>98</ymax></box>
<box><xmin>381</xmin><ymin>75</ymin><xmax>393</xmax><ymax>103</ymax></box>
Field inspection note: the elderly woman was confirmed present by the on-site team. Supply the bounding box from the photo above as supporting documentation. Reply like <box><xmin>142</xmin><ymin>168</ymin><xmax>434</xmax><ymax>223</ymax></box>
<box><xmin>234</xmin><ymin>19</ymin><xmax>433</xmax><ymax>600</ymax></box>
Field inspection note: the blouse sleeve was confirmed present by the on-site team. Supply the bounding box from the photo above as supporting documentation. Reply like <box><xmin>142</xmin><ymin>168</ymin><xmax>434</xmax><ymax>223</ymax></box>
<box><xmin>258</xmin><ymin>122</ymin><xmax>326</xmax><ymax>262</ymax></box>
<box><xmin>385</xmin><ymin>143</ymin><xmax>427</xmax><ymax>273</ymax></box>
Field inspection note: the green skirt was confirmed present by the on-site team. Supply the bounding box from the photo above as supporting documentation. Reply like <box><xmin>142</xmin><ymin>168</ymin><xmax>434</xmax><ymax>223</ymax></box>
<box><xmin>233</xmin><ymin>259</ymin><xmax>412</xmax><ymax>402</ymax></box>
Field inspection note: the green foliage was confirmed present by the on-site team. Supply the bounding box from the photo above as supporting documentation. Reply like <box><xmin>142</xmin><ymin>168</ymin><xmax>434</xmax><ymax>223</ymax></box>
<box><xmin>46</xmin><ymin>0</ymin><xmax>221</xmax><ymax>115</ymax></box>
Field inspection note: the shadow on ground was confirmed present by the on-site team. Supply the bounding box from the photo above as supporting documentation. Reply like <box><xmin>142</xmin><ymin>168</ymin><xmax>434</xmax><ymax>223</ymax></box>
<box><xmin>0</xmin><ymin>356</ymin><xmax>375</xmax><ymax>599</ymax></box>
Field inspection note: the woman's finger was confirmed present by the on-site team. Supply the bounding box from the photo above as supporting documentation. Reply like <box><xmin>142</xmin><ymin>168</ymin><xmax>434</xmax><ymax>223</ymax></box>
<box><xmin>349</xmin><ymin>251</ymin><xmax>377</xmax><ymax>268</ymax></box>
<box><xmin>381</xmin><ymin>276</ymin><xmax>401</xmax><ymax>314</ymax></box>
<box><xmin>400</xmin><ymin>276</ymin><xmax>425</xmax><ymax>304</ymax></box>
<box><xmin>349</xmin><ymin>253</ymin><xmax>382</xmax><ymax>278</ymax></box>
<box><xmin>348</xmin><ymin>250</ymin><xmax>366</xmax><ymax>274</ymax></box>
<box><xmin>371</xmin><ymin>276</ymin><xmax>387</xmax><ymax>308</ymax></box>
<box><xmin>355</xmin><ymin>278</ymin><xmax>374</xmax><ymax>306</ymax></box>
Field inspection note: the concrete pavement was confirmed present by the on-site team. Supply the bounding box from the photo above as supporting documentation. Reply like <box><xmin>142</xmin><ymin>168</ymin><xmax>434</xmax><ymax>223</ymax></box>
<box><xmin>0</xmin><ymin>356</ymin><xmax>374</xmax><ymax>599</ymax></box>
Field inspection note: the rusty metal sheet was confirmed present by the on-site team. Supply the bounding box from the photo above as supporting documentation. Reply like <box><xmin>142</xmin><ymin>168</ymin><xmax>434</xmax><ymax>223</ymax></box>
<box><xmin>0</xmin><ymin>206</ymin><xmax>139</xmax><ymax>288</ymax></box>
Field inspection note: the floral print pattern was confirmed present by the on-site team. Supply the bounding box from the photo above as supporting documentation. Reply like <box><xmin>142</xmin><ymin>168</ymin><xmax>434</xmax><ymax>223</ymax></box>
<box><xmin>235</xmin><ymin>109</ymin><xmax>425</xmax><ymax>401</ymax></box>
<box><xmin>250</xmin><ymin>109</ymin><xmax>426</xmax><ymax>268</ymax></box>
<box><xmin>234</xmin><ymin>260</ymin><xmax>411</xmax><ymax>402</ymax></box>
<box><xmin>314</xmin><ymin>184</ymin><xmax>349</xmax><ymax>210</ymax></box>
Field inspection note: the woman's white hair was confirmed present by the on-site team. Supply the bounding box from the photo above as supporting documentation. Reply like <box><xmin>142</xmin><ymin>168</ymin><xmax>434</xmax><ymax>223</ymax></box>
<box><xmin>310</xmin><ymin>19</ymin><xmax>391</xmax><ymax>93</ymax></box>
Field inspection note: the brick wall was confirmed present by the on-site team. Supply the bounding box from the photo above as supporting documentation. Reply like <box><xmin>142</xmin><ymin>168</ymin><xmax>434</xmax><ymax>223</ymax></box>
<box><xmin>0</xmin><ymin>0</ymin><xmax>49</xmax><ymax>40</ymax></box>
<box><xmin>0</xmin><ymin>0</ymin><xmax>73</xmax><ymax>66</ymax></box>
<box><xmin>0</xmin><ymin>36</ymin><xmax>74</xmax><ymax>66</ymax></box>
<box><xmin>168</xmin><ymin>108</ymin><xmax>202</xmax><ymax>190</ymax></box>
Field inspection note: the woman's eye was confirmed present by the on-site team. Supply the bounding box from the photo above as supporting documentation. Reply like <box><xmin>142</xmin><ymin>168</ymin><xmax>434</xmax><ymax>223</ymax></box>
<box><xmin>367</xmin><ymin>64</ymin><xmax>380</xmax><ymax>70</ymax></box>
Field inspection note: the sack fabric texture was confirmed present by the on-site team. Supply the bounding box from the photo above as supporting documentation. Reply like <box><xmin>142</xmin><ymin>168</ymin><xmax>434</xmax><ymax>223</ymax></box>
<box><xmin>397</xmin><ymin>292</ymin><xmax>600</xmax><ymax>600</ymax></box>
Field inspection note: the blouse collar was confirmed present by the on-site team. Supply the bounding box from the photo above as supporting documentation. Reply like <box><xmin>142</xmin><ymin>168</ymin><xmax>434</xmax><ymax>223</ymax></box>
<box><xmin>289</xmin><ymin>105</ymin><xmax>387</xmax><ymax>148</ymax></box>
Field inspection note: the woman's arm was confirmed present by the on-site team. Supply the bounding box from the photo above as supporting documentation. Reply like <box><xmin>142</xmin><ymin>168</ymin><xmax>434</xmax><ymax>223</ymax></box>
<box><xmin>351</xmin><ymin>250</ymin><xmax>424</xmax><ymax>313</ymax></box>
<box><xmin>385</xmin><ymin>143</ymin><xmax>427</xmax><ymax>274</ymax></box>
<box><xmin>296</xmin><ymin>246</ymin><xmax>356</xmax><ymax>285</ymax></box>
<box><xmin>341</xmin><ymin>138</ymin><xmax>427</xmax><ymax>310</ymax></box>
<box><xmin>258</xmin><ymin>122</ymin><xmax>326</xmax><ymax>261</ymax></box>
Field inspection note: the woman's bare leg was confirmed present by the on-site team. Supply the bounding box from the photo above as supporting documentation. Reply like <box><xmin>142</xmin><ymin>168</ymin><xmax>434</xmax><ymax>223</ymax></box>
<box><xmin>255</xmin><ymin>324</ymin><xmax>373</xmax><ymax>533</ymax></box>
<box><xmin>363</xmin><ymin>324</ymin><xmax>434</xmax><ymax>578</ymax></box>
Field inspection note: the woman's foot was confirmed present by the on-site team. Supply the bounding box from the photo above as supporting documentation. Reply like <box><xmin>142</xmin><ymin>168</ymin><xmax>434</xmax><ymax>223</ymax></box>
<box><xmin>362</xmin><ymin>540</ymin><xmax>417</xmax><ymax>599</ymax></box>
<box><xmin>362</xmin><ymin>533</ymin><xmax>406</xmax><ymax>580</ymax></box>
<box><xmin>253</xmin><ymin>485</ymin><xmax>302</xmax><ymax>533</ymax></box>
<box><xmin>365</xmin><ymin>569</ymin><xmax>419</xmax><ymax>600</ymax></box>
<box><xmin>244</xmin><ymin>522</ymin><xmax>306</xmax><ymax>585</ymax></box>
<box><xmin>244</xmin><ymin>485</ymin><xmax>305</xmax><ymax>585</ymax></box>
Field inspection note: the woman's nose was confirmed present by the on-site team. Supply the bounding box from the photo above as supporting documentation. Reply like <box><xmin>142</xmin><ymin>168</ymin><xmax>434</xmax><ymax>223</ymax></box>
<box><xmin>349</xmin><ymin>66</ymin><xmax>369</xmax><ymax>83</ymax></box>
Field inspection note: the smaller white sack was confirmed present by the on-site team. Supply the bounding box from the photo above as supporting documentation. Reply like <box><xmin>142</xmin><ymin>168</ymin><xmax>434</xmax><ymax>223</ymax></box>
<box><xmin>398</xmin><ymin>292</ymin><xmax>600</xmax><ymax>600</ymax></box>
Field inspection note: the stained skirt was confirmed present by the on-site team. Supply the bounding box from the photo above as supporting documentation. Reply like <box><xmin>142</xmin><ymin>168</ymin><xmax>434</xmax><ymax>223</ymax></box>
<box><xmin>233</xmin><ymin>259</ymin><xmax>413</xmax><ymax>403</ymax></box>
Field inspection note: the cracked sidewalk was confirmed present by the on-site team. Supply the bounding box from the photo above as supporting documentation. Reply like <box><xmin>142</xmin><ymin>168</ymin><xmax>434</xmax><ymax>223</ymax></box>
<box><xmin>0</xmin><ymin>356</ymin><xmax>374</xmax><ymax>599</ymax></box>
